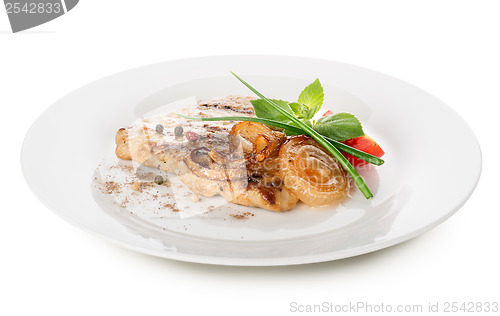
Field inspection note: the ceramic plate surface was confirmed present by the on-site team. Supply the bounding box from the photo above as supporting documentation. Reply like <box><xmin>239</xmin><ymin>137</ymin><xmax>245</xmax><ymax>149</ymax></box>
<box><xmin>21</xmin><ymin>56</ymin><xmax>481</xmax><ymax>266</ymax></box>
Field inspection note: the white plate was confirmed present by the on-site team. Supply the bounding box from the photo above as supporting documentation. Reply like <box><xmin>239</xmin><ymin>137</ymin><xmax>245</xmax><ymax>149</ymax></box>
<box><xmin>21</xmin><ymin>56</ymin><xmax>481</xmax><ymax>266</ymax></box>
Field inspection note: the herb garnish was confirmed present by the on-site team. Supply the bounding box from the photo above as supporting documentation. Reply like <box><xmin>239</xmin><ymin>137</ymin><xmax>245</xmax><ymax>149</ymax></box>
<box><xmin>178</xmin><ymin>73</ymin><xmax>385</xmax><ymax>199</ymax></box>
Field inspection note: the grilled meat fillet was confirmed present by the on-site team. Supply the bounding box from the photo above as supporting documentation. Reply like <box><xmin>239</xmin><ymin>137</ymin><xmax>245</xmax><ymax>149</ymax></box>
<box><xmin>115</xmin><ymin>95</ymin><xmax>299</xmax><ymax>212</ymax></box>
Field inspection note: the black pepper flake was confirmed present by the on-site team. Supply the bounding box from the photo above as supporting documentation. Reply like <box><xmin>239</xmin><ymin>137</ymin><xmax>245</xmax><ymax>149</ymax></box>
<box><xmin>154</xmin><ymin>176</ymin><xmax>164</xmax><ymax>185</ymax></box>
<box><xmin>174</xmin><ymin>125</ymin><xmax>184</xmax><ymax>137</ymax></box>
<box><xmin>156</xmin><ymin>124</ymin><xmax>164</xmax><ymax>134</ymax></box>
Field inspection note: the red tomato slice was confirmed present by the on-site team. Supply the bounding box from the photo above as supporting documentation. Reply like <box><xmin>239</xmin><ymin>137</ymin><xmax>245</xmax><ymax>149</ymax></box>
<box><xmin>322</xmin><ymin>110</ymin><xmax>334</xmax><ymax>116</ymax></box>
<box><xmin>342</xmin><ymin>135</ymin><xmax>385</xmax><ymax>166</ymax></box>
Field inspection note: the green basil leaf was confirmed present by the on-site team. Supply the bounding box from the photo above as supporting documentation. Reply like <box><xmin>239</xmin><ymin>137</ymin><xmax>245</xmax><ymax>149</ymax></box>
<box><xmin>313</xmin><ymin>112</ymin><xmax>364</xmax><ymax>141</ymax></box>
<box><xmin>250</xmin><ymin>99</ymin><xmax>293</xmax><ymax>122</ymax></box>
<box><xmin>289</xmin><ymin>102</ymin><xmax>302</xmax><ymax>117</ymax></box>
<box><xmin>305</xmin><ymin>104</ymin><xmax>322</xmax><ymax>119</ymax></box>
<box><xmin>289</xmin><ymin>102</ymin><xmax>321</xmax><ymax>120</ymax></box>
<box><xmin>297</xmin><ymin>78</ymin><xmax>324</xmax><ymax>110</ymax></box>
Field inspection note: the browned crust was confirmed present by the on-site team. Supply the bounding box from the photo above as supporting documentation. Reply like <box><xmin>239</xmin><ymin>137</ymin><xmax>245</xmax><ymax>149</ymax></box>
<box><xmin>115</xmin><ymin>128</ymin><xmax>131</xmax><ymax>160</ymax></box>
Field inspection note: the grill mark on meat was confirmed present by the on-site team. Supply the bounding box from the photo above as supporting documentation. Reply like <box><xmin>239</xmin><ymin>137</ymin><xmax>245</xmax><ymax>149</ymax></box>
<box><xmin>248</xmin><ymin>180</ymin><xmax>277</xmax><ymax>205</ymax></box>
<box><xmin>203</xmin><ymin>125</ymin><xmax>229</xmax><ymax>133</ymax></box>
<box><xmin>199</xmin><ymin>103</ymin><xmax>255</xmax><ymax>115</ymax></box>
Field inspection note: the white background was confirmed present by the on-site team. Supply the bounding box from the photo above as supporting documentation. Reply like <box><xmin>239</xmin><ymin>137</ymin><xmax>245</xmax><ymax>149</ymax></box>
<box><xmin>1</xmin><ymin>1</ymin><xmax>498</xmax><ymax>315</ymax></box>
